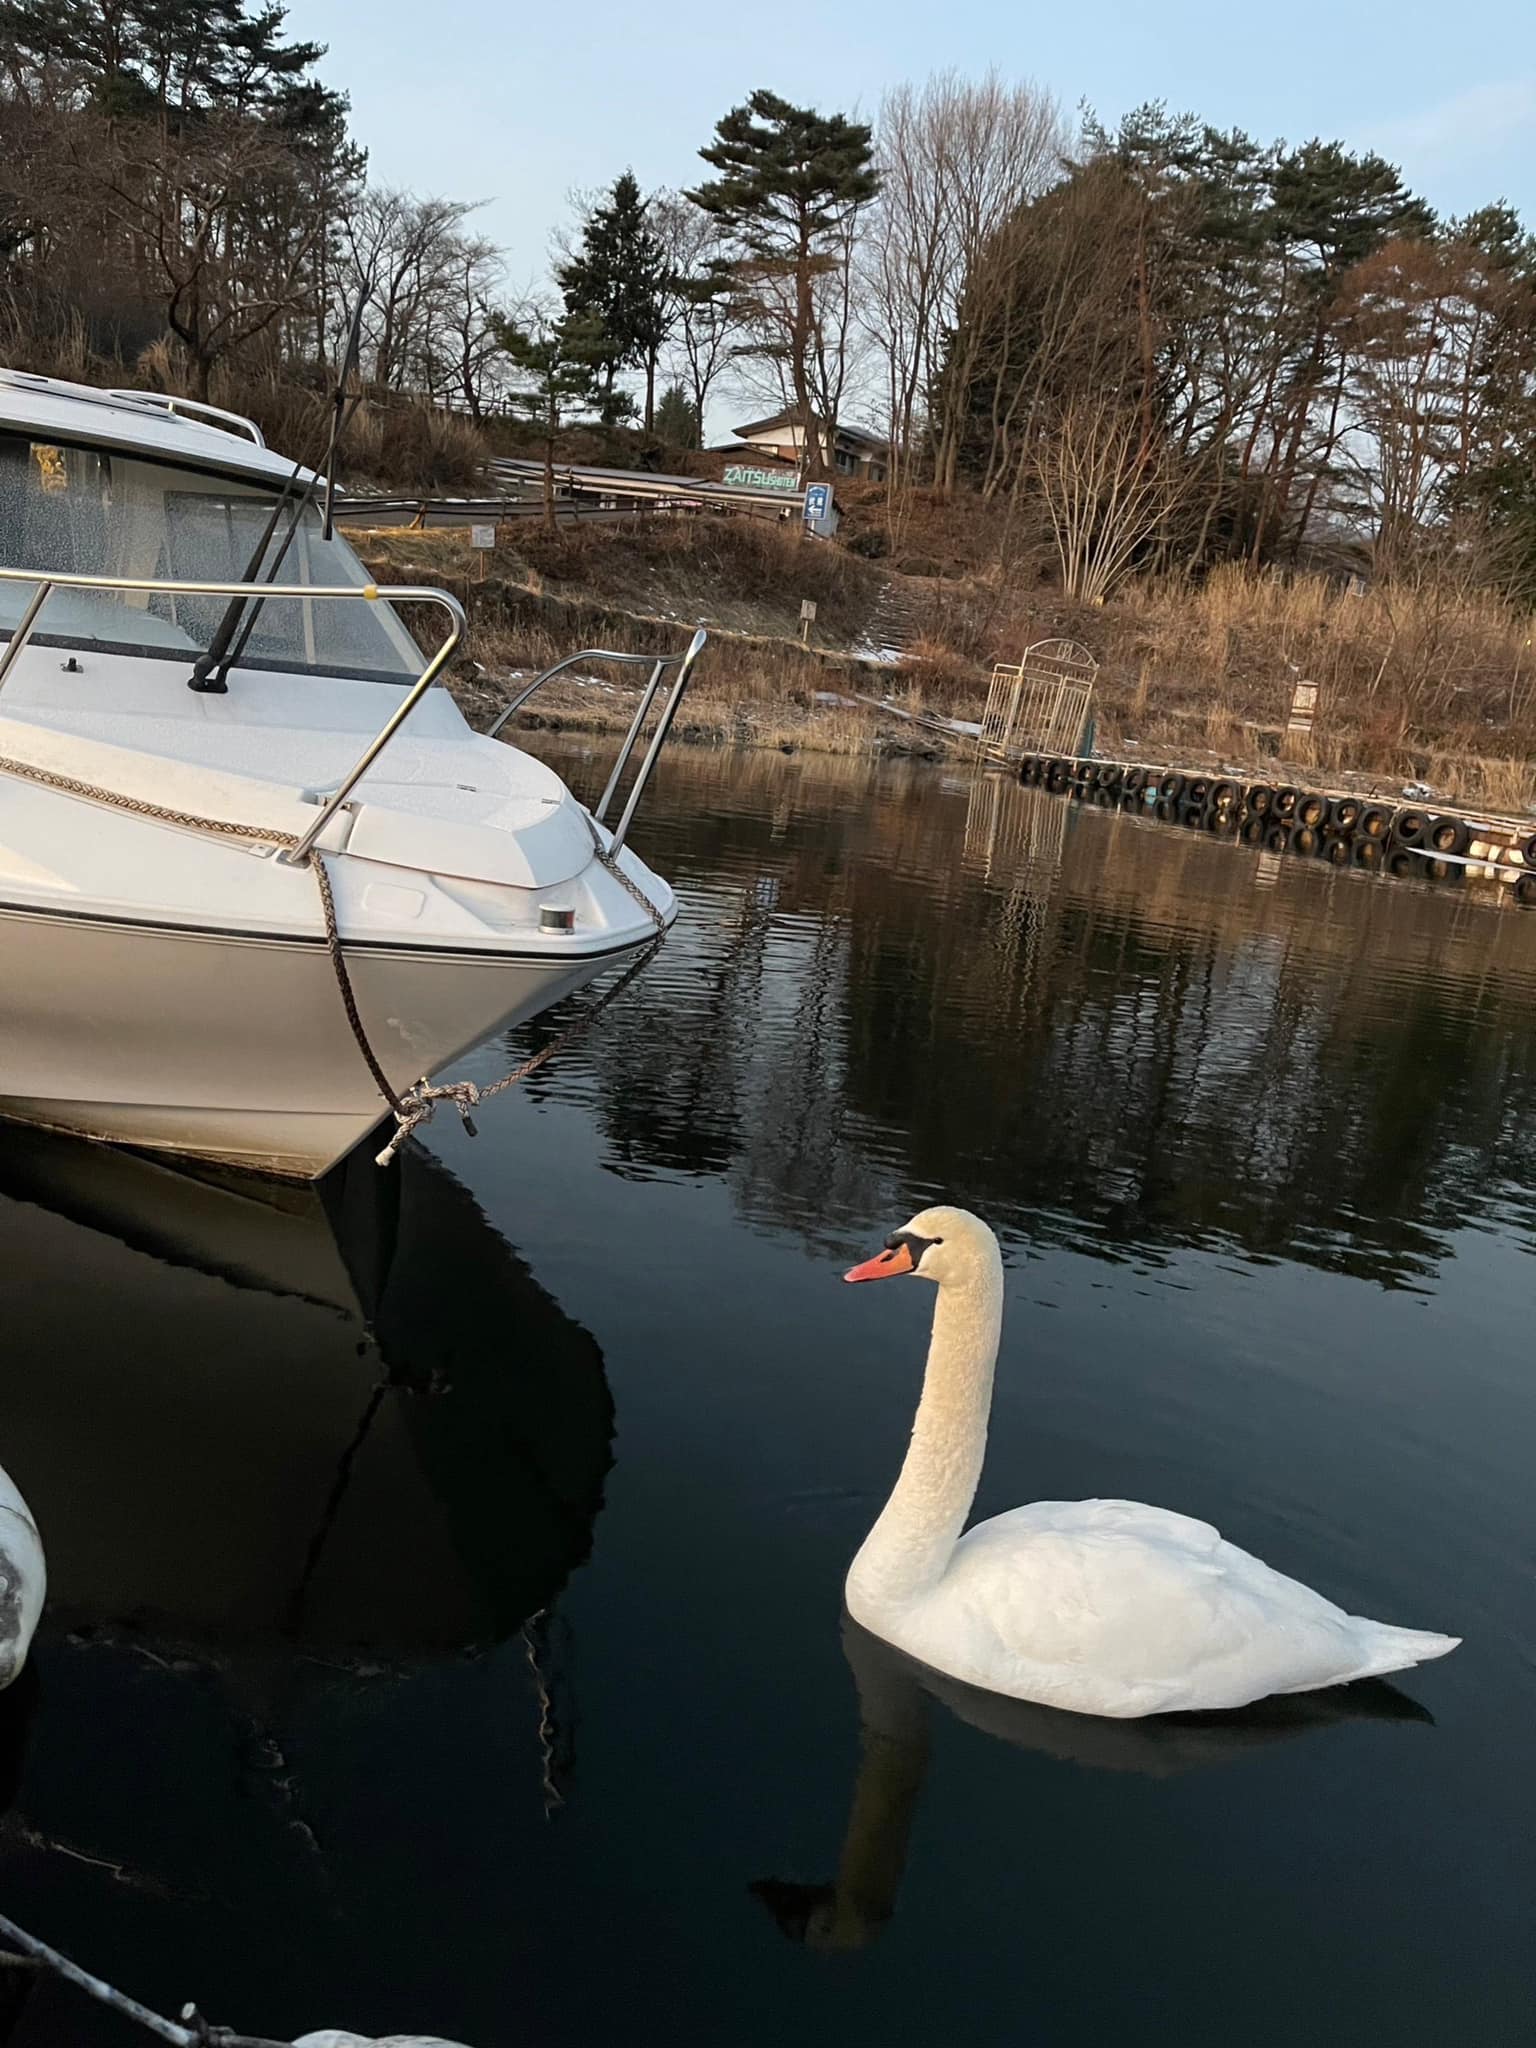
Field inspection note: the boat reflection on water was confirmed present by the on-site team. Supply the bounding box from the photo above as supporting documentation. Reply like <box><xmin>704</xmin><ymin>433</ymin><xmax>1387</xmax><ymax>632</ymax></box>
<box><xmin>0</xmin><ymin>1121</ymin><xmax>614</xmax><ymax>1990</ymax></box>
<box><xmin>753</xmin><ymin>1614</ymin><xmax>1433</xmax><ymax>1954</ymax></box>
<box><xmin>0</xmin><ymin>1123</ymin><xmax>612</xmax><ymax>1661</ymax></box>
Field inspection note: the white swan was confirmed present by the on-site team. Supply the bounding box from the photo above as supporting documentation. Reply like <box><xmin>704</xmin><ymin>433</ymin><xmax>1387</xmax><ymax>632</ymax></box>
<box><xmin>0</xmin><ymin>1461</ymin><xmax>44</xmax><ymax>1689</ymax></box>
<box><xmin>843</xmin><ymin>1207</ymin><xmax>1459</xmax><ymax>1720</ymax></box>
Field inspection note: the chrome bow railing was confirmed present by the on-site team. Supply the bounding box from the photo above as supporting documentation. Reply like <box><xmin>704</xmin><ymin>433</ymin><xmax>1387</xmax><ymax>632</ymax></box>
<box><xmin>0</xmin><ymin>567</ymin><xmax>705</xmax><ymax>864</ymax></box>
<box><xmin>484</xmin><ymin>627</ymin><xmax>707</xmax><ymax>854</ymax></box>
<box><xmin>0</xmin><ymin>565</ymin><xmax>465</xmax><ymax>864</ymax></box>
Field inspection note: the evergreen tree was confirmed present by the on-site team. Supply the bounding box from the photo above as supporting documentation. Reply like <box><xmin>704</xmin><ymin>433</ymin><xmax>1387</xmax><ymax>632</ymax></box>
<box><xmin>0</xmin><ymin>0</ymin><xmax>341</xmax><ymax>128</ymax></box>
<box><xmin>1259</xmin><ymin>140</ymin><xmax>1434</xmax><ymax>557</ymax></box>
<box><xmin>0</xmin><ymin>0</ymin><xmax>356</xmax><ymax>394</ymax></box>
<box><xmin>1438</xmin><ymin>207</ymin><xmax>1536</xmax><ymax>594</ymax></box>
<box><xmin>654</xmin><ymin>382</ymin><xmax>701</xmax><ymax>449</ymax></box>
<box><xmin>688</xmin><ymin>90</ymin><xmax>878</xmax><ymax>476</ymax></box>
<box><xmin>493</xmin><ymin>308</ymin><xmax>608</xmax><ymax>531</ymax></box>
<box><xmin>557</xmin><ymin>170</ymin><xmax>667</xmax><ymax>428</ymax></box>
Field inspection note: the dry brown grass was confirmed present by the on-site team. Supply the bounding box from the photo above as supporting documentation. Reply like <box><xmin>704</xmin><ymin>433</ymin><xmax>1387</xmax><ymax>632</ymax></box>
<box><xmin>508</xmin><ymin>514</ymin><xmax>881</xmax><ymax>648</ymax></box>
<box><xmin>0</xmin><ymin>298</ymin><xmax>101</xmax><ymax>382</ymax></box>
<box><xmin>0</xmin><ymin>321</ymin><xmax>490</xmax><ymax>492</ymax></box>
<box><xmin>357</xmin><ymin>512</ymin><xmax>1536</xmax><ymax>799</ymax></box>
<box><xmin>1094</xmin><ymin>568</ymin><xmax>1535</xmax><ymax>805</ymax></box>
<box><xmin>898</xmin><ymin>560</ymin><xmax>1535</xmax><ymax>808</ymax></box>
<box><xmin>836</xmin><ymin>478</ymin><xmax>1055</xmax><ymax>584</ymax></box>
<box><xmin>358</xmin><ymin>524</ymin><xmax>948</xmax><ymax>759</ymax></box>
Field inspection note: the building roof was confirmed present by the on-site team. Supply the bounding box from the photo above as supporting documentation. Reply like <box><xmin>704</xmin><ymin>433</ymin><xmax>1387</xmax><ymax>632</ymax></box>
<box><xmin>708</xmin><ymin>439</ymin><xmax>797</xmax><ymax>462</ymax></box>
<box><xmin>732</xmin><ymin>409</ymin><xmax>889</xmax><ymax>451</ymax></box>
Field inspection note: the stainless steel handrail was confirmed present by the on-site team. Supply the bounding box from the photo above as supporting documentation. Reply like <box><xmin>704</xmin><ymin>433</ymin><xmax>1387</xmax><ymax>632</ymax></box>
<box><xmin>483</xmin><ymin>646</ymin><xmax>667</xmax><ymax>739</ymax></box>
<box><xmin>594</xmin><ymin>661</ymin><xmax>667</xmax><ymax>824</ymax></box>
<box><xmin>483</xmin><ymin>628</ymin><xmax>707</xmax><ymax>854</ymax></box>
<box><xmin>105</xmin><ymin>388</ymin><xmax>267</xmax><ymax>446</ymax></box>
<box><xmin>610</xmin><ymin>630</ymin><xmax>706</xmax><ymax>854</ymax></box>
<box><xmin>0</xmin><ymin>565</ymin><xmax>465</xmax><ymax>864</ymax></box>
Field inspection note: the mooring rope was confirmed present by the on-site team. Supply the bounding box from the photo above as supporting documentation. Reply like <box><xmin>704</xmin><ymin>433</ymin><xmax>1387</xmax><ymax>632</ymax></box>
<box><xmin>0</xmin><ymin>749</ymin><xmax>668</xmax><ymax>1165</ymax></box>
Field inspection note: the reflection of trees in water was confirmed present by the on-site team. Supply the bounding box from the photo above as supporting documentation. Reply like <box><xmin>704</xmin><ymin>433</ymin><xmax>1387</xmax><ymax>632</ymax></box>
<box><xmin>530</xmin><ymin>745</ymin><xmax>1536</xmax><ymax>1283</ymax></box>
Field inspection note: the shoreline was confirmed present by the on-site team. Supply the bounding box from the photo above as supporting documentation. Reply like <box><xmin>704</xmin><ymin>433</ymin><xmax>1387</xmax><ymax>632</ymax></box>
<box><xmin>360</xmin><ymin>525</ymin><xmax>1536</xmax><ymax>817</ymax></box>
<box><xmin>458</xmin><ymin>670</ymin><xmax>1536</xmax><ymax>831</ymax></box>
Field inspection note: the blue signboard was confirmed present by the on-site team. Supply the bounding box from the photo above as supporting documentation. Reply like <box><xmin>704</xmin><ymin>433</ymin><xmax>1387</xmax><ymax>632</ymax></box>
<box><xmin>803</xmin><ymin>483</ymin><xmax>833</xmax><ymax>534</ymax></box>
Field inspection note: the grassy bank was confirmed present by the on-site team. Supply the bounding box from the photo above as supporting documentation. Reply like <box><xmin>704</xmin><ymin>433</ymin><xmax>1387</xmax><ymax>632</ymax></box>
<box><xmin>360</xmin><ymin>521</ymin><xmax>947</xmax><ymax>758</ymax></box>
<box><xmin>360</xmin><ymin>514</ymin><xmax>1536</xmax><ymax>810</ymax></box>
<box><xmin>902</xmin><ymin>564</ymin><xmax>1536</xmax><ymax>812</ymax></box>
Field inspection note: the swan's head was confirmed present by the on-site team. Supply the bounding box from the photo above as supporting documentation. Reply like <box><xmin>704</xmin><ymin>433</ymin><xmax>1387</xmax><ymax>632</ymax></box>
<box><xmin>844</xmin><ymin>1206</ymin><xmax>999</xmax><ymax>1289</ymax></box>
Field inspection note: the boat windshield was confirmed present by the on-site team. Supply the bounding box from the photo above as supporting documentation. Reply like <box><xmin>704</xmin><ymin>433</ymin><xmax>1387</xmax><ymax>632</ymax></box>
<box><xmin>0</xmin><ymin>431</ymin><xmax>422</xmax><ymax>683</ymax></box>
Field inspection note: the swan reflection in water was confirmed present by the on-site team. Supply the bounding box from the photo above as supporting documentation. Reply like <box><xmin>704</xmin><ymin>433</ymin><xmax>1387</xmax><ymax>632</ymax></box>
<box><xmin>753</xmin><ymin>1612</ymin><xmax>1433</xmax><ymax>1953</ymax></box>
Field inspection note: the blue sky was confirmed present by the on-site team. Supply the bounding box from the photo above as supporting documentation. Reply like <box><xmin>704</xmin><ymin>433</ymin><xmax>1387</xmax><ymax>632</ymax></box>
<box><xmin>304</xmin><ymin>0</ymin><xmax>1534</xmax><ymax>297</ymax></box>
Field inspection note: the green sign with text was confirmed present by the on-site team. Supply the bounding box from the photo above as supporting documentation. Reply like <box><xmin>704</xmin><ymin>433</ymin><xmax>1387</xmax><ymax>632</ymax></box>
<box><xmin>722</xmin><ymin>464</ymin><xmax>801</xmax><ymax>493</ymax></box>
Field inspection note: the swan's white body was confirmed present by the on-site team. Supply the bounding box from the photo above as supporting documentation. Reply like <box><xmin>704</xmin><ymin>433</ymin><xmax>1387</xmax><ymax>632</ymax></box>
<box><xmin>0</xmin><ymin>1460</ymin><xmax>45</xmax><ymax>1689</ymax></box>
<box><xmin>844</xmin><ymin>1208</ymin><xmax>1459</xmax><ymax>1720</ymax></box>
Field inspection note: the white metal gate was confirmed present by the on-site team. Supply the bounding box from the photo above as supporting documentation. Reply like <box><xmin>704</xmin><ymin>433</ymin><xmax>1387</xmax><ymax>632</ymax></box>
<box><xmin>977</xmin><ymin>638</ymin><xmax>1098</xmax><ymax>763</ymax></box>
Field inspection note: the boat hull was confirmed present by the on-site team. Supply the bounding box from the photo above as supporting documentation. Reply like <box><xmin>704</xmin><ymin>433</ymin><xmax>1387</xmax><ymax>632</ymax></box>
<box><xmin>0</xmin><ymin>902</ymin><xmax>642</xmax><ymax>1175</ymax></box>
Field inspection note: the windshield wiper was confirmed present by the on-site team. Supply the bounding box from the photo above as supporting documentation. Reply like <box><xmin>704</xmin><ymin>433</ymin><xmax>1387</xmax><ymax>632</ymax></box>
<box><xmin>187</xmin><ymin>296</ymin><xmax>367</xmax><ymax>695</ymax></box>
<box><xmin>186</xmin><ymin>459</ymin><xmax>308</xmax><ymax>693</ymax></box>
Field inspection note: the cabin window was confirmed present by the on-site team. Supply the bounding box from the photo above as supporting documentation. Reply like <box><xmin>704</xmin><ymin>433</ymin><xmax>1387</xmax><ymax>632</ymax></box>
<box><xmin>0</xmin><ymin>432</ymin><xmax>421</xmax><ymax>683</ymax></box>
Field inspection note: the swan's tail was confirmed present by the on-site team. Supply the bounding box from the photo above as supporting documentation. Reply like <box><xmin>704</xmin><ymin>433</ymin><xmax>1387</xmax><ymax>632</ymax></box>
<box><xmin>1344</xmin><ymin>1621</ymin><xmax>1460</xmax><ymax>1684</ymax></box>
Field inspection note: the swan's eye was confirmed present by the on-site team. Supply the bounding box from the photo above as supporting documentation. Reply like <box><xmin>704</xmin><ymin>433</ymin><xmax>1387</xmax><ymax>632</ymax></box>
<box><xmin>887</xmin><ymin>1229</ymin><xmax>942</xmax><ymax>1261</ymax></box>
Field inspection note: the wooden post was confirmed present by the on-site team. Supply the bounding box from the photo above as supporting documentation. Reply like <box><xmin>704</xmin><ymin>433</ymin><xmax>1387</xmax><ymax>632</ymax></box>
<box><xmin>1286</xmin><ymin>678</ymin><xmax>1318</xmax><ymax>740</ymax></box>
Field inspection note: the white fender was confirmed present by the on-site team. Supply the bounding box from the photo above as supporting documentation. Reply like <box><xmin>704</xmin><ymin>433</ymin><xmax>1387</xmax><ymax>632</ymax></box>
<box><xmin>0</xmin><ymin>1461</ymin><xmax>44</xmax><ymax>1689</ymax></box>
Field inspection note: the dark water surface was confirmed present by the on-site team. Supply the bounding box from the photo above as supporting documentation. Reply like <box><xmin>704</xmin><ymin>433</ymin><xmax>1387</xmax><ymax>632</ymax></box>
<box><xmin>1</xmin><ymin>746</ymin><xmax>1533</xmax><ymax>2045</ymax></box>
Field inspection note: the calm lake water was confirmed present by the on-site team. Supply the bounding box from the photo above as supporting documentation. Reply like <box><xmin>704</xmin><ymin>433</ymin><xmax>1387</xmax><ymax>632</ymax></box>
<box><xmin>1</xmin><ymin>743</ymin><xmax>1533</xmax><ymax>2046</ymax></box>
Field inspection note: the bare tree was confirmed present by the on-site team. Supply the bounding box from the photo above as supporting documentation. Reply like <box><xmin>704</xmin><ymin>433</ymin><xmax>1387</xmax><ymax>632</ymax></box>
<box><xmin>95</xmin><ymin>117</ymin><xmax>328</xmax><ymax>400</ymax></box>
<box><xmin>649</xmin><ymin>191</ymin><xmax>739</xmax><ymax>436</ymax></box>
<box><xmin>339</xmin><ymin>188</ymin><xmax>483</xmax><ymax>392</ymax></box>
<box><xmin>725</xmin><ymin>201</ymin><xmax>874</xmax><ymax>456</ymax></box>
<box><xmin>1032</xmin><ymin>394</ymin><xmax>1183</xmax><ymax>603</ymax></box>
<box><xmin>864</xmin><ymin>73</ymin><xmax>1063</xmax><ymax>515</ymax></box>
<box><xmin>1336</xmin><ymin>226</ymin><xmax>1535</xmax><ymax>570</ymax></box>
<box><xmin>427</xmin><ymin>232</ymin><xmax>506</xmax><ymax>419</ymax></box>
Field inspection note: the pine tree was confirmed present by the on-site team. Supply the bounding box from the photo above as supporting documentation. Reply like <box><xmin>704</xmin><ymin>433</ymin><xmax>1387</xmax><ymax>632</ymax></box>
<box><xmin>556</xmin><ymin>171</ymin><xmax>668</xmax><ymax>429</ymax></box>
<box><xmin>493</xmin><ymin>309</ymin><xmax>608</xmax><ymax>531</ymax></box>
<box><xmin>0</xmin><ymin>0</ymin><xmax>340</xmax><ymax>127</ymax></box>
<box><xmin>1260</xmin><ymin>141</ymin><xmax>1435</xmax><ymax>558</ymax></box>
<box><xmin>688</xmin><ymin>90</ymin><xmax>878</xmax><ymax>476</ymax></box>
<box><xmin>654</xmin><ymin>382</ymin><xmax>701</xmax><ymax>449</ymax></box>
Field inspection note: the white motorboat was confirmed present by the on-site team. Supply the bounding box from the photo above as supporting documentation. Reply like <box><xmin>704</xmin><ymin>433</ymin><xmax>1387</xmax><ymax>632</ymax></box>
<box><xmin>0</xmin><ymin>370</ymin><xmax>703</xmax><ymax>1176</ymax></box>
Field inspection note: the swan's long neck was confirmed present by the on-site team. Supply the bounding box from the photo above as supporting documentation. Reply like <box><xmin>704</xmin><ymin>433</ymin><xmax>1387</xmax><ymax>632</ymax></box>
<box><xmin>846</xmin><ymin>1259</ymin><xmax>1002</xmax><ymax>1617</ymax></box>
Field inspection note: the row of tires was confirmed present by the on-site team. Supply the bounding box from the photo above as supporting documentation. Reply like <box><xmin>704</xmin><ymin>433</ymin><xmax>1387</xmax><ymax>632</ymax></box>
<box><xmin>1017</xmin><ymin>754</ymin><xmax>1536</xmax><ymax>904</ymax></box>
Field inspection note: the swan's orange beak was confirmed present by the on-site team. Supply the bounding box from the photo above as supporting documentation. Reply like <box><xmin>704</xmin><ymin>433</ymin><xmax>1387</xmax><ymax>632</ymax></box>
<box><xmin>844</xmin><ymin>1241</ymin><xmax>915</xmax><ymax>1283</ymax></box>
